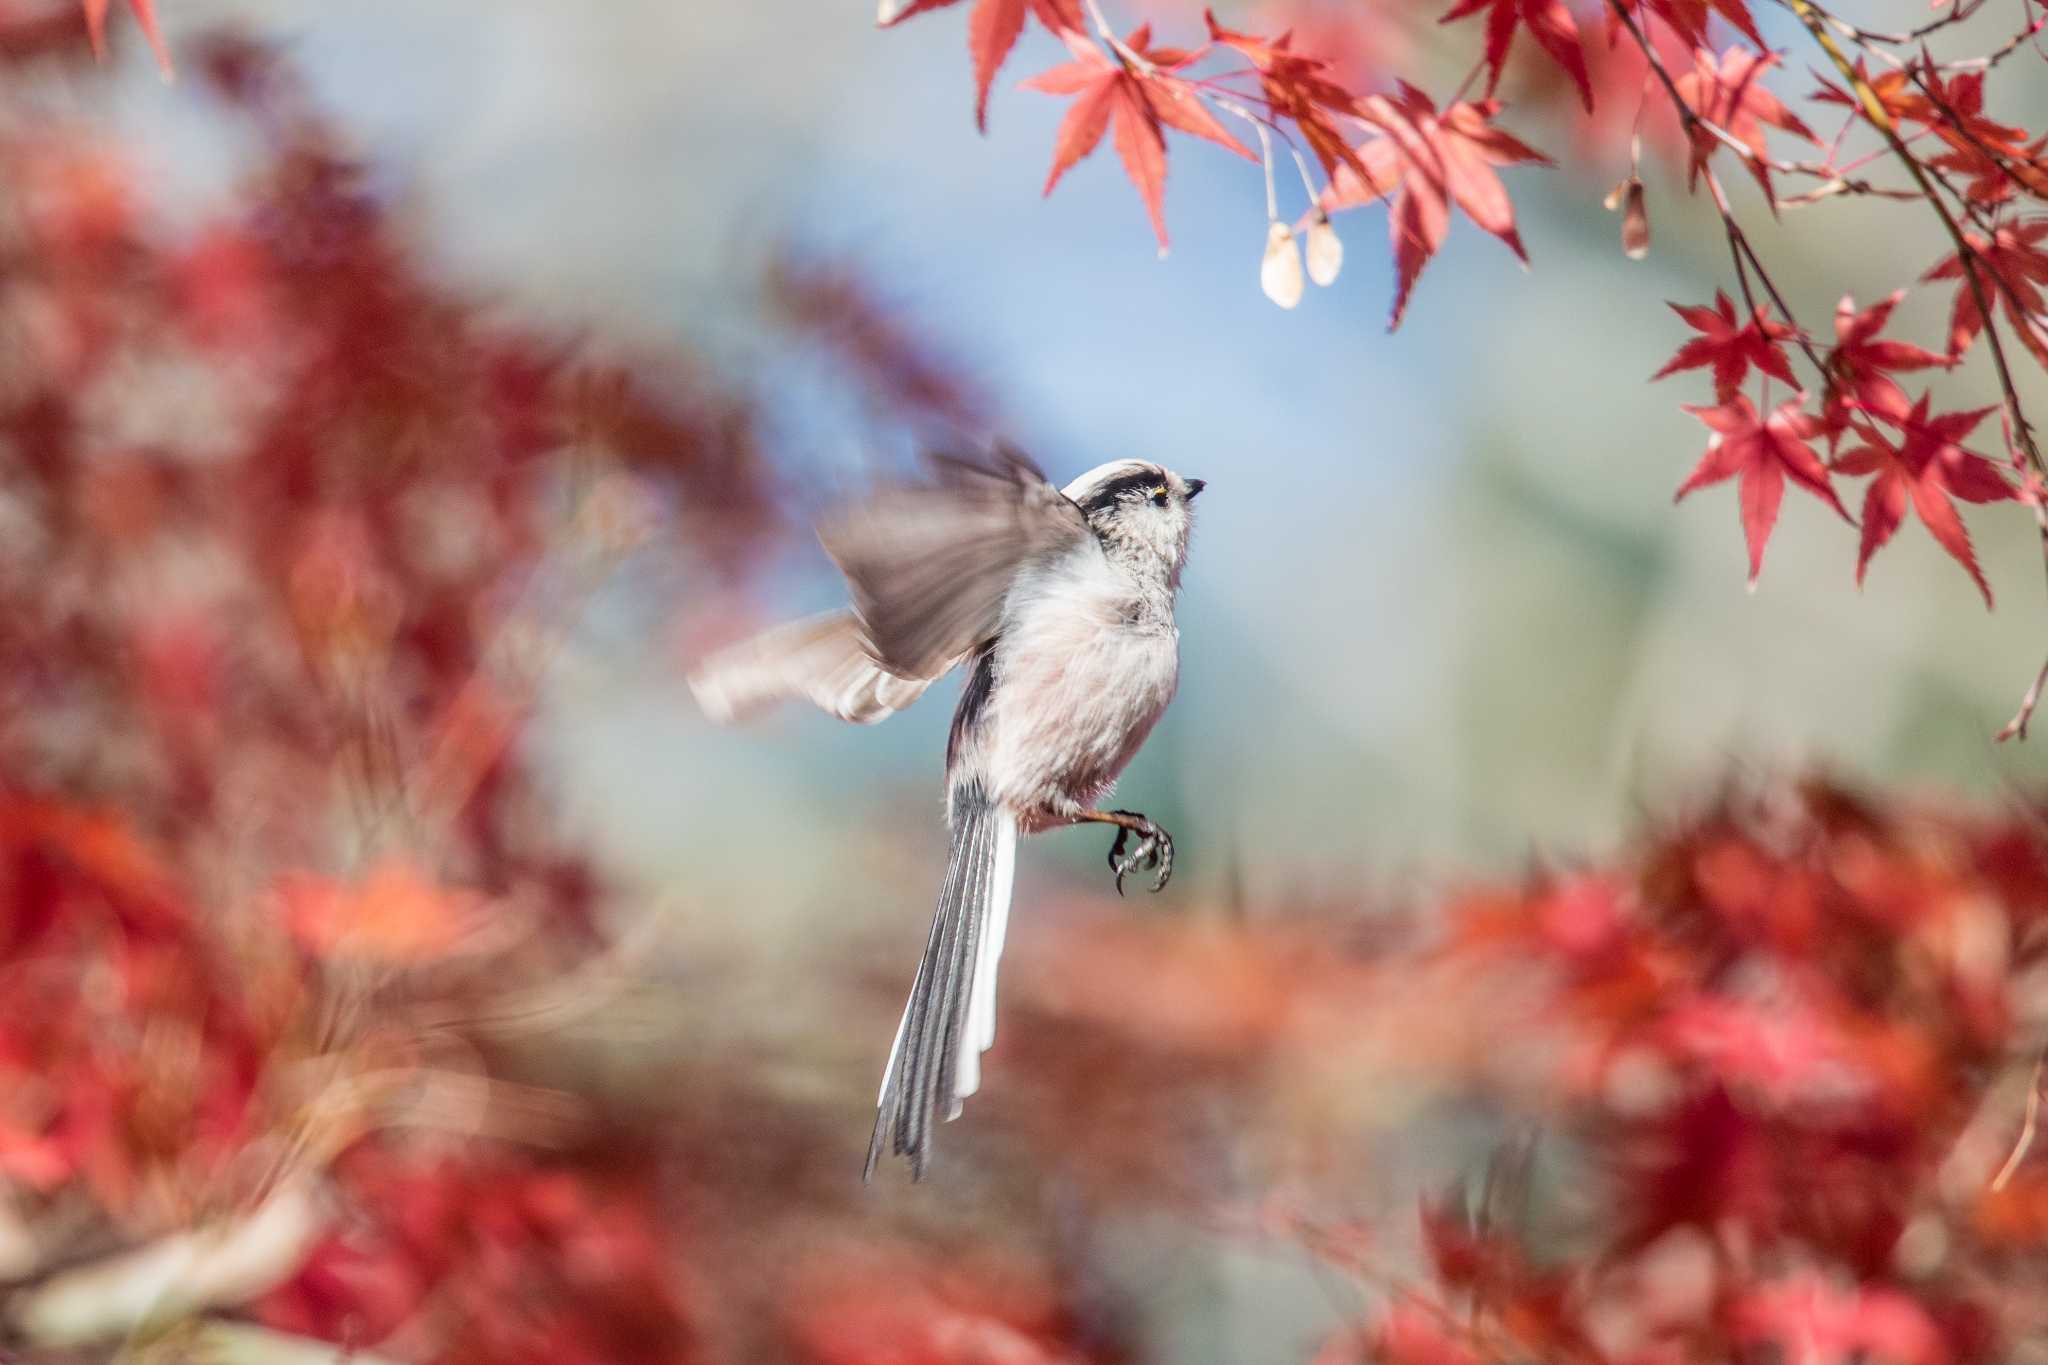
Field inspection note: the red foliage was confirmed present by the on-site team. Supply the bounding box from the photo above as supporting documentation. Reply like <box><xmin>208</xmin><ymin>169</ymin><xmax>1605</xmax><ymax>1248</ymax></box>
<box><xmin>1274</xmin><ymin>781</ymin><xmax>2048</xmax><ymax>1364</ymax></box>
<box><xmin>888</xmin><ymin>0</ymin><xmax>2048</xmax><ymax>670</ymax></box>
<box><xmin>1833</xmin><ymin>395</ymin><xmax>2014</xmax><ymax>603</ymax></box>
<box><xmin>1322</xmin><ymin>88</ymin><xmax>1550</xmax><ymax>327</ymax></box>
<box><xmin>1437</xmin><ymin>0</ymin><xmax>1591</xmax><ymax>111</ymax></box>
<box><xmin>1654</xmin><ymin>291</ymin><xmax>1800</xmax><ymax>402</ymax></box>
<box><xmin>1676</xmin><ymin>395</ymin><xmax>1848</xmax><ymax>586</ymax></box>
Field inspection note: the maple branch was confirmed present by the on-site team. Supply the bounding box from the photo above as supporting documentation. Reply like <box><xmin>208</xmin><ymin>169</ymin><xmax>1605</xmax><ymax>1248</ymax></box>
<box><xmin>1997</xmin><ymin>654</ymin><xmax>2048</xmax><ymax>741</ymax></box>
<box><xmin>1784</xmin><ymin>0</ymin><xmax>2043</xmax><ymax>470</ymax></box>
<box><xmin>1785</xmin><ymin>0</ymin><xmax>2048</xmax><ymax>716</ymax></box>
<box><xmin>1781</xmin><ymin>0</ymin><xmax>2048</xmax><ymax>740</ymax></box>
<box><xmin>1804</xmin><ymin>0</ymin><xmax>1990</xmax><ymax>46</ymax></box>
<box><xmin>1603</xmin><ymin>0</ymin><xmax>1829</xmax><ymax>381</ymax></box>
<box><xmin>1083</xmin><ymin>0</ymin><xmax>1154</xmax><ymax>75</ymax></box>
<box><xmin>1897</xmin><ymin>60</ymin><xmax>2047</xmax><ymax>213</ymax></box>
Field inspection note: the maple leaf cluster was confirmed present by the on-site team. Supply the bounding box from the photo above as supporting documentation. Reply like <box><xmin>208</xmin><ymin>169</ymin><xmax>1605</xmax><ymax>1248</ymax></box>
<box><xmin>1257</xmin><ymin>778</ymin><xmax>2048</xmax><ymax>1364</ymax></box>
<box><xmin>887</xmin><ymin>0</ymin><xmax>2048</xmax><ymax>729</ymax></box>
<box><xmin>1653</xmin><ymin>287</ymin><xmax>2017</xmax><ymax>600</ymax></box>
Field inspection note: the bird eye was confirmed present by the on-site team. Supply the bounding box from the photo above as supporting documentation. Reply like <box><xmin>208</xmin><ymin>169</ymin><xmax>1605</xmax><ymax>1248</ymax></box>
<box><xmin>1150</xmin><ymin>487</ymin><xmax>1169</xmax><ymax>506</ymax></box>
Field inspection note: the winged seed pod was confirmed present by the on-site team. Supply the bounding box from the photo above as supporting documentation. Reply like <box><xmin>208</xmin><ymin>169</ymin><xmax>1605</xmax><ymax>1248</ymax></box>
<box><xmin>1306</xmin><ymin>214</ymin><xmax>1343</xmax><ymax>287</ymax></box>
<box><xmin>1605</xmin><ymin>176</ymin><xmax>1650</xmax><ymax>261</ymax></box>
<box><xmin>1261</xmin><ymin>221</ymin><xmax>1304</xmax><ymax>309</ymax></box>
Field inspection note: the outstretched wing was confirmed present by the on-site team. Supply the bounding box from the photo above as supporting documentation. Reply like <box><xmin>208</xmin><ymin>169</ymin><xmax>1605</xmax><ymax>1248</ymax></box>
<box><xmin>688</xmin><ymin>610</ymin><xmax>935</xmax><ymax>725</ymax></box>
<box><xmin>817</xmin><ymin>444</ymin><xmax>1090</xmax><ymax>680</ymax></box>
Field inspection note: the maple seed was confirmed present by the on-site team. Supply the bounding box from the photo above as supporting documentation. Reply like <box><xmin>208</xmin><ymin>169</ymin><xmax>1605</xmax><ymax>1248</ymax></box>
<box><xmin>1306</xmin><ymin>215</ymin><xmax>1344</xmax><ymax>287</ymax></box>
<box><xmin>1605</xmin><ymin>177</ymin><xmax>1649</xmax><ymax>261</ymax></box>
<box><xmin>1262</xmin><ymin>222</ymin><xmax>1305</xmax><ymax>309</ymax></box>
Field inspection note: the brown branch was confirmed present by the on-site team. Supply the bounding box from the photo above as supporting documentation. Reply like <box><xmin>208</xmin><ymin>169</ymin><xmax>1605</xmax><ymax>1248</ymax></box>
<box><xmin>1998</xmin><ymin>655</ymin><xmax>2048</xmax><ymax>741</ymax></box>
<box><xmin>1604</xmin><ymin>0</ymin><xmax>1830</xmax><ymax>379</ymax></box>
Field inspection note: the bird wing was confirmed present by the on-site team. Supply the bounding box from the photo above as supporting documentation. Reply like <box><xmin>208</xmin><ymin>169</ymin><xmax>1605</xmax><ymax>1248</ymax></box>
<box><xmin>688</xmin><ymin>610</ymin><xmax>935</xmax><ymax>725</ymax></box>
<box><xmin>817</xmin><ymin>444</ymin><xmax>1090</xmax><ymax>680</ymax></box>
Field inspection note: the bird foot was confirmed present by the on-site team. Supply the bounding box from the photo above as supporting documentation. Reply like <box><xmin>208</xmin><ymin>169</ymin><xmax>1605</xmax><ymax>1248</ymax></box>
<box><xmin>1106</xmin><ymin>811</ymin><xmax>1174</xmax><ymax>895</ymax></box>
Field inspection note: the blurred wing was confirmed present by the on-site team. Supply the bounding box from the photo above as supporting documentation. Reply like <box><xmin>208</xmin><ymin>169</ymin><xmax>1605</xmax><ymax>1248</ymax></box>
<box><xmin>689</xmin><ymin>611</ymin><xmax>935</xmax><ymax>725</ymax></box>
<box><xmin>818</xmin><ymin>445</ymin><xmax>1089</xmax><ymax>679</ymax></box>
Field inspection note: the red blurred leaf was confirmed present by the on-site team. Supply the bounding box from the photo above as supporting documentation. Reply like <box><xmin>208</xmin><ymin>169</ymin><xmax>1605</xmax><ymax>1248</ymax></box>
<box><xmin>1732</xmin><ymin>1275</ymin><xmax>1947</xmax><ymax>1365</ymax></box>
<box><xmin>1438</xmin><ymin>0</ymin><xmax>1592</xmax><ymax>111</ymax></box>
<box><xmin>1920</xmin><ymin>221</ymin><xmax>2048</xmax><ymax>368</ymax></box>
<box><xmin>1639</xmin><ymin>0</ymin><xmax>1768</xmax><ymax>51</ymax></box>
<box><xmin>1672</xmin><ymin>46</ymin><xmax>1818</xmax><ymax>205</ymax></box>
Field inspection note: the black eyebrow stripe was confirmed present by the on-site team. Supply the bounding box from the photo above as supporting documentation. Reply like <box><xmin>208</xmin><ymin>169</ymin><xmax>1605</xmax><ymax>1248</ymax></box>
<box><xmin>1076</xmin><ymin>470</ymin><xmax>1164</xmax><ymax>514</ymax></box>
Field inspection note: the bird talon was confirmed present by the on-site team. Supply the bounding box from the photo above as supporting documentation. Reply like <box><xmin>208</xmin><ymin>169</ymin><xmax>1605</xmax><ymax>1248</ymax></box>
<box><xmin>1104</xmin><ymin>812</ymin><xmax>1174</xmax><ymax>895</ymax></box>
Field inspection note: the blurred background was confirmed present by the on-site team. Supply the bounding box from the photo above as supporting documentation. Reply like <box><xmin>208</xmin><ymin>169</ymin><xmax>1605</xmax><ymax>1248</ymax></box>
<box><xmin>5</xmin><ymin>0</ymin><xmax>2048</xmax><ymax>1360</ymax></box>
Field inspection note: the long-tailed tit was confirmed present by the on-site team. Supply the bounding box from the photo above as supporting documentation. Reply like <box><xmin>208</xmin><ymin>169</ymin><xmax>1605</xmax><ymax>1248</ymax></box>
<box><xmin>688</xmin><ymin>445</ymin><xmax>1203</xmax><ymax>1179</ymax></box>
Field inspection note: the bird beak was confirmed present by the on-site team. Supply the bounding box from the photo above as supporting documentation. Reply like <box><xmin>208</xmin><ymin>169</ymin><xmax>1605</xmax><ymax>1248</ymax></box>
<box><xmin>1185</xmin><ymin>478</ymin><xmax>1207</xmax><ymax>500</ymax></box>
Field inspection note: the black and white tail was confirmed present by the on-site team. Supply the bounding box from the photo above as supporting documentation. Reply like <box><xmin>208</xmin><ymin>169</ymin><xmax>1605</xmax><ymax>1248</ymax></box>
<box><xmin>865</xmin><ymin>787</ymin><xmax>1018</xmax><ymax>1180</ymax></box>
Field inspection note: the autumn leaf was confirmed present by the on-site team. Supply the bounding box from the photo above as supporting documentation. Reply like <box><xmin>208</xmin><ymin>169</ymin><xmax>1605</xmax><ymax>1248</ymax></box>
<box><xmin>81</xmin><ymin>0</ymin><xmax>171</xmax><ymax>78</ymax></box>
<box><xmin>1833</xmin><ymin>394</ymin><xmax>2012</xmax><ymax>603</ymax></box>
<box><xmin>1921</xmin><ymin>220</ymin><xmax>2048</xmax><ymax>368</ymax></box>
<box><xmin>1672</xmin><ymin>46</ymin><xmax>1818</xmax><ymax>205</ymax></box>
<box><xmin>1205</xmin><ymin>10</ymin><xmax>1372</xmax><ymax>183</ymax></box>
<box><xmin>1677</xmin><ymin>395</ymin><xmax>1849</xmax><ymax>586</ymax></box>
<box><xmin>1022</xmin><ymin>25</ymin><xmax>1250</xmax><ymax>251</ymax></box>
<box><xmin>1637</xmin><ymin>0</ymin><xmax>1767</xmax><ymax>51</ymax></box>
<box><xmin>1823</xmin><ymin>291</ymin><xmax>1948</xmax><ymax>432</ymax></box>
<box><xmin>1652</xmin><ymin>291</ymin><xmax>1799</xmax><ymax>401</ymax></box>
<box><xmin>1323</xmin><ymin>87</ymin><xmax>1551</xmax><ymax>328</ymax></box>
<box><xmin>1439</xmin><ymin>0</ymin><xmax>1592</xmax><ymax>112</ymax></box>
<box><xmin>1814</xmin><ymin>63</ymin><xmax>2048</xmax><ymax>203</ymax></box>
<box><xmin>878</xmin><ymin>0</ymin><xmax>1082</xmax><ymax>129</ymax></box>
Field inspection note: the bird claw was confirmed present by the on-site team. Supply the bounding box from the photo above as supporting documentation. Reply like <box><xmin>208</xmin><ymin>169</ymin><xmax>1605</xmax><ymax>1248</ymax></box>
<box><xmin>1106</xmin><ymin>811</ymin><xmax>1174</xmax><ymax>895</ymax></box>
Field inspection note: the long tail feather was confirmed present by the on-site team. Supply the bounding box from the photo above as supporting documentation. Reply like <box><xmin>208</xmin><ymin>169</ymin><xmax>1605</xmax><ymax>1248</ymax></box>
<box><xmin>866</xmin><ymin>789</ymin><xmax>1018</xmax><ymax>1181</ymax></box>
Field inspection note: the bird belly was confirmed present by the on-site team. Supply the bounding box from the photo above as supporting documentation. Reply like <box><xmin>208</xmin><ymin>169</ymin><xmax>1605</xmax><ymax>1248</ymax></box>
<box><xmin>978</xmin><ymin>605</ymin><xmax>1178</xmax><ymax>831</ymax></box>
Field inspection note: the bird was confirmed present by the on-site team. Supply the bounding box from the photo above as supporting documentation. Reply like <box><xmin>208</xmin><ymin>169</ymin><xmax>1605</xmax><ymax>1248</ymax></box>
<box><xmin>686</xmin><ymin>444</ymin><xmax>1204</xmax><ymax>1179</ymax></box>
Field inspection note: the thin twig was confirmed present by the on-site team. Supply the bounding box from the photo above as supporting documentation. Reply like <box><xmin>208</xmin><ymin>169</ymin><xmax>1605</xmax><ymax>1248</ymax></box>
<box><xmin>1607</xmin><ymin>0</ymin><xmax>1830</xmax><ymax>379</ymax></box>
<box><xmin>1083</xmin><ymin>0</ymin><xmax>1154</xmax><ymax>74</ymax></box>
<box><xmin>1783</xmin><ymin>0</ymin><xmax>2048</xmax><ymax>741</ymax></box>
<box><xmin>1993</xmin><ymin>1048</ymin><xmax>2046</xmax><ymax>1189</ymax></box>
<box><xmin>1999</xmin><ymin>656</ymin><xmax>2048</xmax><ymax>741</ymax></box>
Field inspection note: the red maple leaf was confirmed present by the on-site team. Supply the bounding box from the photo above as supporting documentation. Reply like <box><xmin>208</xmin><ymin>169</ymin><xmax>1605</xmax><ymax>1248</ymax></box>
<box><xmin>1672</xmin><ymin>46</ymin><xmax>1818</xmax><ymax>204</ymax></box>
<box><xmin>1634</xmin><ymin>0</ymin><xmax>1767</xmax><ymax>52</ymax></box>
<box><xmin>1833</xmin><ymin>394</ymin><xmax>2013</xmax><ymax>603</ymax></box>
<box><xmin>1438</xmin><ymin>0</ymin><xmax>1591</xmax><ymax>112</ymax></box>
<box><xmin>1652</xmin><ymin>291</ymin><xmax>1799</xmax><ymax>401</ymax></box>
<box><xmin>1813</xmin><ymin>63</ymin><xmax>2048</xmax><ymax>204</ymax></box>
<box><xmin>1205</xmin><ymin>11</ymin><xmax>1372</xmax><ymax>184</ymax></box>
<box><xmin>1021</xmin><ymin>26</ymin><xmax>1251</xmax><ymax>252</ymax></box>
<box><xmin>1677</xmin><ymin>395</ymin><xmax>1849</xmax><ymax>586</ymax></box>
<box><xmin>82</xmin><ymin>0</ymin><xmax>170</xmax><ymax>78</ymax></box>
<box><xmin>879</xmin><ymin>0</ymin><xmax>1081</xmax><ymax>130</ymax></box>
<box><xmin>1823</xmin><ymin>291</ymin><xmax>1948</xmax><ymax>432</ymax></box>
<box><xmin>1322</xmin><ymin>86</ymin><xmax>1551</xmax><ymax>328</ymax></box>
<box><xmin>1921</xmin><ymin>220</ymin><xmax>2048</xmax><ymax>368</ymax></box>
